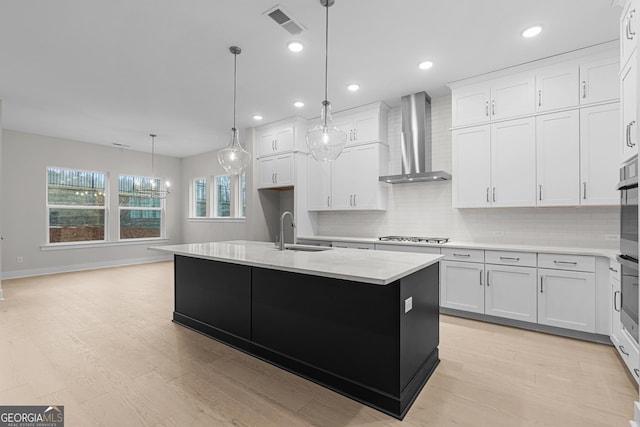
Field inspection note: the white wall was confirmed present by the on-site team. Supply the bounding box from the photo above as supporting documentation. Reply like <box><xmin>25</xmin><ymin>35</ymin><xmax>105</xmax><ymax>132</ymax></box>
<box><xmin>0</xmin><ymin>101</ymin><xmax>3</xmax><ymax>297</ymax></box>
<box><xmin>317</xmin><ymin>95</ymin><xmax>620</xmax><ymax>249</ymax></box>
<box><xmin>1</xmin><ymin>130</ymin><xmax>182</xmax><ymax>278</ymax></box>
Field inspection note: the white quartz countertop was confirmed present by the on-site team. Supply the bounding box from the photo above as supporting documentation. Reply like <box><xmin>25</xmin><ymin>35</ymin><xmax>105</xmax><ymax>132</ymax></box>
<box><xmin>297</xmin><ymin>235</ymin><xmax>618</xmax><ymax>260</ymax></box>
<box><xmin>149</xmin><ymin>240</ymin><xmax>443</xmax><ymax>285</ymax></box>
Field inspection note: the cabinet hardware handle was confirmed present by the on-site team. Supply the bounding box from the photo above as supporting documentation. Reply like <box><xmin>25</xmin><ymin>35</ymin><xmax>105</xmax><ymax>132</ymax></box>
<box><xmin>539</xmin><ymin>185</ymin><xmax>542</xmax><ymax>201</ymax></box>
<box><xmin>354</xmin><ymin>129</ymin><xmax>357</xmax><ymax>140</ymax></box>
<box><xmin>635</xmin><ymin>368</ymin><xmax>640</xmax><ymax>378</ymax></box>
<box><xmin>583</xmin><ymin>182</ymin><xmax>587</xmax><ymax>200</ymax></box>
<box><xmin>274</xmin><ymin>173</ymin><xmax>278</xmax><ymax>183</ymax></box>
<box><xmin>492</xmin><ymin>187</ymin><xmax>496</xmax><ymax>202</ymax></box>
<box><xmin>553</xmin><ymin>260</ymin><xmax>577</xmax><ymax>265</ymax></box>
<box><xmin>275</xmin><ymin>139</ymin><xmax>278</xmax><ymax>151</ymax></box>
<box><xmin>500</xmin><ymin>256</ymin><xmax>520</xmax><ymax>261</ymax></box>
<box><xmin>485</xmin><ymin>101</ymin><xmax>489</xmax><ymax>117</ymax></box>
<box><xmin>486</xmin><ymin>187</ymin><xmax>490</xmax><ymax>203</ymax></box>
<box><xmin>540</xmin><ymin>276</ymin><xmax>544</xmax><ymax>293</ymax></box>
<box><xmin>272</xmin><ymin>173</ymin><xmax>275</xmax><ymax>183</ymax></box>
<box><xmin>614</xmin><ymin>290</ymin><xmax>621</xmax><ymax>312</ymax></box>
<box><xmin>538</xmin><ymin>90</ymin><xmax>542</xmax><ymax>107</ymax></box>
<box><xmin>609</xmin><ymin>267</ymin><xmax>618</xmax><ymax>273</ymax></box>
<box><xmin>626</xmin><ymin>15</ymin><xmax>631</xmax><ymax>39</ymax></box>
<box><xmin>630</xmin><ymin>121</ymin><xmax>637</xmax><ymax>147</ymax></box>
<box><xmin>486</xmin><ymin>270</ymin><xmax>490</xmax><ymax>286</ymax></box>
<box><xmin>619</xmin><ymin>345</ymin><xmax>630</xmax><ymax>356</ymax></box>
<box><xmin>349</xmin><ymin>194</ymin><xmax>353</xmax><ymax>206</ymax></box>
<box><xmin>327</xmin><ymin>196</ymin><xmax>330</xmax><ymax>207</ymax></box>
<box><xmin>582</xmin><ymin>81</ymin><xmax>587</xmax><ymax>99</ymax></box>
<box><xmin>353</xmin><ymin>194</ymin><xmax>357</xmax><ymax>206</ymax></box>
<box><xmin>491</xmin><ymin>100</ymin><xmax>495</xmax><ymax>116</ymax></box>
<box><xmin>630</xmin><ymin>10</ymin><xmax>637</xmax><ymax>38</ymax></box>
<box><xmin>626</xmin><ymin>122</ymin><xmax>632</xmax><ymax>147</ymax></box>
<box><xmin>453</xmin><ymin>253</ymin><xmax>471</xmax><ymax>257</ymax></box>
<box><xmin>479</xmin><ymin>269</ymin><xmax>483</xmax><ymax>285</ymax></box>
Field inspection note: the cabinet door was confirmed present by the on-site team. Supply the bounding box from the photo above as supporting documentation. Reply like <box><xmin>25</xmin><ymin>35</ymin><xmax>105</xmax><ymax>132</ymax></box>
<box><xmin>490</xmin><ymin>76</ymin><xmax>535</xmax><ymax>121</ymax></box>
<box><xmin>621</xmin><ymin>53</ymin><xmax>638</xmax><ymax>163</ymax></box>
<box><xmin>485</xmin><ymin>265</ymin><xmax>537</xmax><ymax>323</ymax></box>
<box><xmin>612</xmin><ymin>279</ymin><xmax>622</xmax><ymax>343</ymax></box>
<box><xmin>451</xmin><ymin>84</ymin><xmax>491</xmax><ymax>127</ymax></box>
<box><xmin>352</xmin><ymin>110</ymin><xmax>380</xmax><ymax>144</ymax></box>
<box><xmin>580</xmin><ymin>104</ymin><xmax>620</xmax><ymax>206</ymax></box>
<box><xmin>274</xmin><ymin>154</ymin><xmax>293</xmax><ymax>185</ymax></box>
<box><xmin>258</xmin><ymin>131</ymin><xmax>276</xmax><ymax>157</ymax></box>
<box><xmin>331</xmin><ymin>147</ymin><xmax>354</xmax><ymax>209</ymax></box>
<box><xmin>452</xmin><ymin>125</ymin><xmax>491</xmax><ymax>208</ymax></box>
<box><xmin>258</xmin><ymin>157</ymin><xmax>276</xmax><ymax>188</ymax></box>
<box><xmin>536</xmin><ymin>110</ymin><xmax>580</xmax><ymax>207</ymax></box>
<box><xmin>353</xmin><ymin>144</ymin><xmax>380</xmax><ymax>209</ymax></box>
<box><xmin>621</xmin><ymin>0</ymin><xmax>638</xmax><ymax>68</ymax></box>
<box><xmin>490</xmin><ymin>118</ymin><xmax>536</xmax><ymax>207</ymax></box>
<box><xmin>579</xmin><ymin>57</ymin><xmax>620</xmax><ymax>105</ymax></box>
<box><xmin>535</xmin><ymin>64</ymin><xmax>578</xmax><ymax>112</ymax></box>
<box><xmin>275</xmin><ymin>127</ymin><xmax>295</xmax><ymax>152</ymax></box>
<box><xmin>537</xmin><ymin>268</ymin><xmax>596</xmax><ymax>333</ymax></box>
<box><xmin>307</xmin><ymin>157</ymin><xmax>332</xmax><ymax>210</ymax></box>
<box><xmin>440</xmin><ymin>261</ymin><xmax>485</xmax><ymax>313</ymax></box>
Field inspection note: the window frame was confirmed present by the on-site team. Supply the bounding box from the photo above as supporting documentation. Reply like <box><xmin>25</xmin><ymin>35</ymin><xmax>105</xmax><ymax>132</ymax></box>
<box><xmin>117</xmin><ymin>174</ymin><xmax>166</xmax><ymax>241</ymax></box>
<box><xmin>213</xmin><ymin>174</ymin><xmax>232</xmax><ymax>218</ymax></box>
<box><xmin>190</xmin><ymin>176</ymin><xmax>208</xmax><ymax>218</ymax></box>
<box><xmin>46</xmin><ymin>167</ymin><xmax>109</xmax><ymax>245</ymax></box>
<box><xmin>188</xmin><ymin>173</ymin><xmax>246</xmax><ymax>220</ymax></box>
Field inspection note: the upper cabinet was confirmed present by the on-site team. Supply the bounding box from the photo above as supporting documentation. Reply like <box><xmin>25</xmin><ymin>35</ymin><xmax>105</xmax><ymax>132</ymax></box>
<box><xmin>255</xmin><ymin>116</ymin><xmax>308</xmax><ymax>158</ymax></box>
<box><xmin>331</xmin><ymin>102</ymin><xmax>389</xmax><ymax>146</ymax></box>
<box><xmin>621</xmin><ymin>0</ymin><xmax>638</xmax><ymax>68</ymax></box>
<box><xmin>621</xmin><ymin>52</ymin><xmax>638</xmax><ymax>164</ymax></box>
<box><xmin>451</xmin><ymin>76</ymin><xmax>534</xmax><ymax>127</ymax></box>
<box><xmin>535</xmin><ymin>64</ymin><xmax>578</xmax><ymax>113</ymax></box>
<box><xmin>579</xmin><ymin>57</ymin><xmax>619</xmax><ymax>105</ymax></box>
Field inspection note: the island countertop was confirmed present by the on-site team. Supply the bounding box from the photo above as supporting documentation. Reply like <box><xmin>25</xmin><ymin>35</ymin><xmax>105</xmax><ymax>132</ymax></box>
<box><xmin>150</xmin><ymin>240</ymin><xmax>443</xmax><ymax>285</ymax></box>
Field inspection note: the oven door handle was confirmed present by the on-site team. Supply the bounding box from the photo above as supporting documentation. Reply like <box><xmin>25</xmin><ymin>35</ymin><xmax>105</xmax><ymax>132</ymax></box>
<box><xmin>617</xmin><ymin>255</ymin><xmax>639</xmax><ymax>270</ymax></box>
<box><xmin>616</xmin><ymin>177</ymin><xmax>639</xmax><ymax>190</ymax></box>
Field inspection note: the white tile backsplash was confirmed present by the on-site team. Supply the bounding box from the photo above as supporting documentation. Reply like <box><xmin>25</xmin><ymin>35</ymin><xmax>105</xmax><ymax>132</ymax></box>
<box><xmin>317</xmin><ymin>95</ymin><xmax>620</xmax><ymax>249</ymax></box>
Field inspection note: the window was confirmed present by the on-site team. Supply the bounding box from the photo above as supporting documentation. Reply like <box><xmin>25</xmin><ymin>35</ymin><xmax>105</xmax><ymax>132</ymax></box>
<box><xmin>47</xmin><ymin>168</ymin><xmax>107</xmax><ymax>243</ymax></box>
<box><xmin>118</xmin><ymin>175</ymin><xmax>163</xmax><ymax>239</ymax></box>
<box><xmin>192</xmin><ymin>177</ymin><xmax>207</xmax><ymax>217</ymax></box>
<box><xmin>214</xmin><ymin>175</ymin><xmax>231</xmax><ymax>217</ymax></box>
<box><xmin>240</xmin><ymin>173</ymin><xmax>246</xmax><ymax>218</ymax></box>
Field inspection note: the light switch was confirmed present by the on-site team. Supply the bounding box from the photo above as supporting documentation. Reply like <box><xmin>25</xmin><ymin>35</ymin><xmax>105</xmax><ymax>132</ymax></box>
<box><xmin>404</xmin><ymin>297</ymin><xmax>413</xmax><ymax>313</ymax></box>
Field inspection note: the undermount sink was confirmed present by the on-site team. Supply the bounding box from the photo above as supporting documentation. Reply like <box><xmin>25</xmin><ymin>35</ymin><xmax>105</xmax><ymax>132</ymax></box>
<box><xmin>284</xmin><ymin>244</ymin><xmax>332</xmax><ymax>252</ymax></box>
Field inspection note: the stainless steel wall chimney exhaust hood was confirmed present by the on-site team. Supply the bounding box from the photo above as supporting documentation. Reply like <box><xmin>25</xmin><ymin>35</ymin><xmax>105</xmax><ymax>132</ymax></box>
<box><xmin>379</xmin><ymin>92</ymin><xmax>451</xmax><ymax>184</ymax></box>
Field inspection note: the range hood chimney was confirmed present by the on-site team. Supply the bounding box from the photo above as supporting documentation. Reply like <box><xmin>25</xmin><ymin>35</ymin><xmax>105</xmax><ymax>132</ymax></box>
<box><xmin>379</xmin><ymin>92</ymin><xmax>451</xmax><ymax>184</ymax></box>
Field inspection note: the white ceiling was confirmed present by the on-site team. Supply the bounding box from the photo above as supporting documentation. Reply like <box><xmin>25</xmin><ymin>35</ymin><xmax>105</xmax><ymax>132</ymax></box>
<box><xmin>0</xmin><ymin>0</ymin><xmax>620</xmax><ymax>158</ymax></box>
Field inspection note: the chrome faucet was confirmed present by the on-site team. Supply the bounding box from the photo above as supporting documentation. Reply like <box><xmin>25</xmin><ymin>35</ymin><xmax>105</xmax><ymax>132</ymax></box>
<box><xmin>279</xmin><ymin>211</ymin><xmax>296</xmax><ymax>250</ymax></box>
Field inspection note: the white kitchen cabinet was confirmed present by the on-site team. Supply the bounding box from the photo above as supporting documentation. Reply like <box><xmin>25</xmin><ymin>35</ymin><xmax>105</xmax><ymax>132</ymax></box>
<box><xmin>490</xmin><ymin>118</ymin><xmax>536</xmax><ymax>207</ymax></box>
<box><xmin>329</xmin><ymin>144</ymin><xmax>387</xmax><ymax>210</ymax></box>
<box><xmin>537</xmin><ymin>268</ymin><xmax>596</xmax><ymax>333</ymax></box>
<box><xmin>621</xmin><ymin>0</ymin><xmax>638</xmax><ymax>70</ymax></box>
<box><xmin>535</xmin><ymin>64</ymin><xmax>578</xmax><ymax>113</ymax></box>
<box><xmin>579</xmin><ymin>57</ymin><xmax>620</xmax><ymax>105</ymax></box>
<box><xmin>452</xmin><ymin>119</ymin><xmax>536</xmax><ymax>208</ymax></box>
<box><xmin>485</xmin><ymin>264</ymin><xmax>538</xmax><ymax>323</ymax></box>
<box><xmin>452</xmin><ymin>125</ymin><xmax>491</xmax><ymax>208</ymax></box>
<box><xmin>257</xmin><ymin>154</ymin><xmax>293</xmax><ymax>189</ymax></box>
<box><xmin>307</xmin><ymin>157</ymin><xmax>332</xmax><ymax>210</ymax></box>
<box><xmin>257</xmin><ymin>125</ymin><xmax>294</xmax><ymax>157</ymax></box>
<box><xmin>622</xmin><ymin>52</ymin><xmax>638</xmax><ymax>163</ymax></box>
<box><xmin>330</xmin><ymin>102</ymin><xmax>388</xmax><ymax>146</ymax></box>
<box><xmin>451</xmin><ymin>76</ymin><xmax>535</xmax><ymax>127</ymax></box>
<box><xmin>579</xmin><ymin>103</ymin><xmax>620</xmax><ymax>205</ymax></box>
<box><xmin>441</xmin><ymin>260</ymin><xmax>485</xmax><ymax>314</ymax></box>
<box><xmin>536</xmin><ymin>110</ymin><xmax>580</xmax><ymax>207</ymax></box>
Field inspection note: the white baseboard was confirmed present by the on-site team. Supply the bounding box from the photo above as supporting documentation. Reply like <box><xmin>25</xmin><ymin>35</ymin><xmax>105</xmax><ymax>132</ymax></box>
<box><xmin>0</xmin><ymin>254</ymin><xmax>173</xmax><ymax>280</ymax></box>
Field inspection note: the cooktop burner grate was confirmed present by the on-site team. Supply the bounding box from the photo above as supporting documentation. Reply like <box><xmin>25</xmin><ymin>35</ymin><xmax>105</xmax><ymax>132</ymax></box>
<box><xmin>378</xmin><ymin>236</ymin><xmax>450</xmax><ymax>244</ymax></box>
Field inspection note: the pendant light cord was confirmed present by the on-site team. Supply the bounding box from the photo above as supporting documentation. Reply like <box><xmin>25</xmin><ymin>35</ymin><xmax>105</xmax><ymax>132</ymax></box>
<box><xmin>150</xmin><ymin>134</ymin><xmax>156</xmax><ymax>178</ymax></box>
<box><xmin>233</xmin><ymin>51</ymin><xmax>237</xmax><ymax>131</ymax></box>
<box><xmin>324</xmin><ymin>2</ymin><xmax>329</xmax><ymax>105</ymax></box>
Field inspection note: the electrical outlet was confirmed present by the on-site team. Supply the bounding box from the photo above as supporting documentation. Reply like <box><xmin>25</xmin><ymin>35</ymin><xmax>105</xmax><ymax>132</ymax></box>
<box><xmin>16</xmin><ymin>256</ymin><xmax>23</xmax><ymax>264</ymax></box>
<box><xmin>404</xmin><ymin>297</ymin><xmax>413</xmax><ymax>313</ymax></box>
<box><xmin>493</xmin><ymin>231</ymin><xmax>505</xmax><ymax>237</ymax></box>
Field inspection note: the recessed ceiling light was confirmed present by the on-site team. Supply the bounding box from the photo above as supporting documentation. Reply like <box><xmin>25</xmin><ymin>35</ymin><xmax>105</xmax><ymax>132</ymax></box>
<box><xmin>418</xmin><ymin>60</ymin><xmax>434</xmax><ymax>70</ymax></box>
<box><xmin>287</xmin><ymin>41</ymin><xmax>304</xmax><ymax>53</ymax></box>
<box><xmin>522</xmin><ymin>25</ymin><xmax>542</xmax><ymax>38</ymax></box>
<box><xmin>253</xmin><ymin>115</ymin><xmax>263</xmax><ymax>121</ymax></box>
<box><xmin>293</xmin><ymin>101</ymin><xmax>305</xmax><ymax>108</ymax></box>
<box><xmin>347</xmin><ymin>83</ymin><xmax>360</xmax><ymax>92</ymax></box>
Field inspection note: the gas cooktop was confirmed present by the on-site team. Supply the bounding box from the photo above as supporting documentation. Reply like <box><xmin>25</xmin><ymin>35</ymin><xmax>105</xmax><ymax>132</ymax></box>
<box><xmin>378</xmin><ymin>236</ymin><xmax>450</xmax><ymax>244</ymax></box>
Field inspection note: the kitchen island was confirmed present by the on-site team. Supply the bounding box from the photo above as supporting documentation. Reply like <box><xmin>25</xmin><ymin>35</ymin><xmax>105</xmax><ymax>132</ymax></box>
<box><xmin>150</xmin><ymin>240</ymin><xmax>442</xmax><ymax>419</ymax></box>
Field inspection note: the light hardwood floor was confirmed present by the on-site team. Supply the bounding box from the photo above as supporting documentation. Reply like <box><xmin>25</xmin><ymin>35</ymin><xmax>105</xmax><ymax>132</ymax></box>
<box><xmin>0</xmin><ymin>261</ymin><xmax>637</xmax><ymax>426</ymax></box>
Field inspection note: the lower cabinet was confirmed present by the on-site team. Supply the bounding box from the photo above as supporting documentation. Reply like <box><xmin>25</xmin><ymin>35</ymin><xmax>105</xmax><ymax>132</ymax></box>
<box><xmin>537</xmin><ymin>268</ymin><xmax>596</xmax><ymax>333</ymax></box>
<box><xmin>440</xmin><ymin>260</ymin><xmax>485</xmax><ymax>313</ymax></box>
<box><xmin>485</xmin><ymin>264</ymin><xmax>538</xmax><ymax>322</ymax></box>
<box><xmin>610</xmin><ymin>259</ymin><xmax>640</xmax><ymax>383</ymax></box>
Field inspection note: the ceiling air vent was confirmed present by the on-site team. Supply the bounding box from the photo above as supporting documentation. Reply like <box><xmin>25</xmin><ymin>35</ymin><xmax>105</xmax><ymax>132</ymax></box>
<box><xmin>265</xmin><ymin>5</ymin><xmax>306</xmax><ymax>35</ymax></box>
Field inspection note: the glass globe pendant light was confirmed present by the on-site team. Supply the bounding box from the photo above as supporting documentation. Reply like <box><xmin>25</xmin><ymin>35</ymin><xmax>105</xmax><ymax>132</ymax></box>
<box><xmin>217</xmin><ymin>46</ymin><xmax>252</xmax><ymax>175</ymax></box>
<box><xmin>306</xmin><ymin>0</ymin><xmax>347</xmax><ymax>162</ymax></box>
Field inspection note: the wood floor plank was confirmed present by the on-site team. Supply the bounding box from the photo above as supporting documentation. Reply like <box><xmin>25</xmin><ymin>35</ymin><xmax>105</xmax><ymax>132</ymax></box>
<box><xmin>0</xmin><ymin>261</ymin><xmax>637</xmax><ymax>426</ymax></box>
